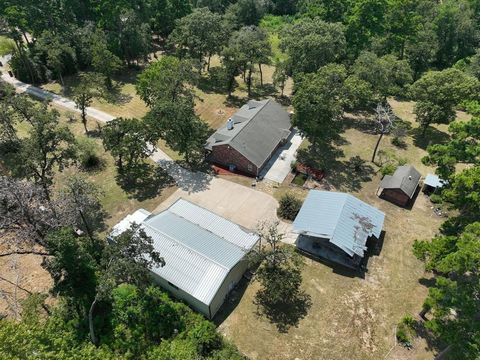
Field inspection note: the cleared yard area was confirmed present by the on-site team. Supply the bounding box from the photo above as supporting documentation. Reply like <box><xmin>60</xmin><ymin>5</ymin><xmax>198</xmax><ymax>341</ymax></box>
<box><xmin>215</xmin><ymin>100</ymin><xmax>467</xmax><ymax>359</ymax></box>
<box><xmin>41</xmin><ymin>57</ymin><xmax>292</xmax><ymax>131</ymax></box>
<box><xmin>218</xmin><ymin>177</ymin><xmax>442</xmax><ymax>360</ymax></box>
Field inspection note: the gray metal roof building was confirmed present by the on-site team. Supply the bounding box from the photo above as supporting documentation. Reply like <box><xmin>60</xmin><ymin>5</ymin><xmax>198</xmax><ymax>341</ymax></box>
<box><xmin>379</xmin><ymin>165</ymin><xmax>421</xmax><ymax>198</ymax></box>
<box><xmin>111</xmin><ymin>199</ymin><xmax>259</xmax><ymax>318</ymax></box>
<box><xmin>293</xmin><ymin>191</ymin><xmax>385</xmax><ymax>259</ymax></box>
<box><xmin>424</xmin><ymin>173</ymin><xmax>446</xmax><ymax>190</ymax></box>
<box><xmin>205</xmin><ymin>99</ymin><xmax>291</xmax><ymax>169</ymax></box>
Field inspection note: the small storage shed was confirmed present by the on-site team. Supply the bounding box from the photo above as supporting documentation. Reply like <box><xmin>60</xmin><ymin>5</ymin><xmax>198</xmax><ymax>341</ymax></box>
<box><xmin>377</xmin><ymin>165</ymin><xmax>421</xmax><ymax>207</ymax></box>
<box><xmin>423</xmin><ymin>173</ymin><xmax>446</xmax><ymax>194</ymax></box>
<box><xmin>292</xmin><ymin>191</ymin><xmax>385</xmax><ymax>270</ymax></box>
<box><xmin>111</xmin><ymin>199</ymin><xmax>259</xmax><ymax>319</ymax></box>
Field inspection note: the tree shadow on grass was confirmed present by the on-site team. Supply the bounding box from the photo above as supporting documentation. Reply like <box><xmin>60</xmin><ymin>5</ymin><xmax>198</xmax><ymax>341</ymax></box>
<box><xmin>297</xmin><ymin>143</ymin><xmax>375</xmax><ymax>192</ymax></box>
<box><xmin>341</xmin><ymin>114</ymin><xmax>376</xmax><ymax>134</ymax></box>
<box><xmin>115</xmin><ymin>162</ymin><xmax>175</xmax><ymax>201</ymax></box>
<box><xmin>224</xmin><ymin>94</ymin><xmax>247</xmax><ymax>108</ymax></box>
<box><xmin>274</xmin><ymin>94</ymin><xmax>291</xmax><ymax>106</ymax></box>
<box><xmin>254</xmin><ymin>290</ymin><xmax>312</xmax><ymax>333</ymax></box>
<box><xmin>197</xmin><ymin>68</ymin><xmax>229</xmax><ymax>95</ymax></box>
<box><xmin>411</xmin><ymin>126</ymin><xmax>450</xmax><ymax>150</ymax></box>
<box><xmin>250</xmin><ymin>83</ymin><xmax>276</xmax><ymax>99</ymax></box>
<box><xmin>101</xmin><ymin>82</ymin><xmax>133</xmax><ymax>106</ymax></box>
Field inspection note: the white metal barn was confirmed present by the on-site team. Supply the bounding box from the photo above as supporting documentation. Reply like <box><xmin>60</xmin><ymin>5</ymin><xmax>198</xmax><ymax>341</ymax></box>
<box><xmin>111</xmin><ymin>199</ymin><xmax>259</xmax><ymax>319</ymax></box>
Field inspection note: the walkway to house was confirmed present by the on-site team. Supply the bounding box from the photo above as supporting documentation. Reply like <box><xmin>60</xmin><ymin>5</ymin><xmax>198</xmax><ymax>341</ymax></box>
<box><xmin>260</xmin><ymin>129</ymin><xmax>303</xmax><ymax>183</ymax></box>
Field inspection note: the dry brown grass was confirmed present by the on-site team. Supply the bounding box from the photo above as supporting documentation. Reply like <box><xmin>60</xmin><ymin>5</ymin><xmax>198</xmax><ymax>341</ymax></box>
<box><xmin>216</xmin><ymin>100</ymin><xmax>469</xmax><ymax>360</ymax></box>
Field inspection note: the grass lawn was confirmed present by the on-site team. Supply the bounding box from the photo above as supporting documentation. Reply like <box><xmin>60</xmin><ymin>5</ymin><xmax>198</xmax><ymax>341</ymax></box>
<box><xmin>40</xmin><ymin>57</ymin><xmax>293</xmax><ymax>164</ymax></box>
<box><xmin>15</xmin><ymin>104</ymin><xmax>178</xmax><ymax>228</ymax></box>
<box><xmin>0</xmin><ymin>35</ymin><xmax>15</xmax><ymax>56</ymax></box>
<box><xmin>57</xmin><ymin>108</ymin><xmax>178</xmax><ymax>228</ymax></box>
<box><xmin>291</xmin><ymin>172</ymin><xmax>307</xmax><ymax>186</ymax></box>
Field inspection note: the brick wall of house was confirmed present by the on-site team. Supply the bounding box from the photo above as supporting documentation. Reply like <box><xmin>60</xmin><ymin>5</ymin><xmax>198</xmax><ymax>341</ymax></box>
<box><xmin>207</xmin><ymin>144</ymin><xmax>258</xmax><ymax>176</ymax></box>
<box><xmin>380</xmin><ymin>188</ymin><xmax>410</xmax><ymax>207</ymax></box>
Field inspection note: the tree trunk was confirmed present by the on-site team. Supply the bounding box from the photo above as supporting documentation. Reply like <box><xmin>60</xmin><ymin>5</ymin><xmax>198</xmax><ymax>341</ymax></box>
<box><xmin>207</xmin><ymin>55</ymin><xmax>211</xmax><ymax>72</ymax></box>
<box><xmin>106</xmin><ymin>76</ymin><xmax>113</xmax><ymax>90</ymax></box>
<box><xmin>422</xmin><ymin>123</ymin><xmax>429</xmax><ymax>136</ymax></box>
<box><xmin>258</xmin><ymin>63</ymin><xmax>263</xmax><ymax>86</ymax></box>
<box><xmin>82</xmin><ymin>107</ymin><xmax>88</xmax><ymax>134</ymax></box>
<box><xmin>247</xmin><ymin>67</ymin><xmax>253</xmax><ymax>97</ymax></box>
<box><xmin>399</xmin><ymin>41</ymin><xmax>405</xmax><ymax>60</ymax></box>
<box><xmin>41</xmin><ymin>181</ymin><xmax>52</xmax><ymax>204</ymax></box>
<box><xmin>22</xmin><ymin>32</ymin><xmax>30</xmax><ymax>45</ymax></box>
<box><xmin>79</xmin><ymin>209</ymin><xmax>95</xmax><ymax>246</ymax></box>
<box><xmin>434</xmin><ymin>345</ymin><xmax>452</xmax><ymax>360</ymax></box>
<box><xmin>58</xmin><ymin>71</ymin><xmax>65</xmax><ymax>93</ymax></box>
<box><xmin>117</xmin><ymin>156</ymin><xmax>123</xmax><ymax>173</ymax></box>
<box><xmin>88</xmin><ymin>297</ymin><xmax>98</xmax><ymax>345</ymax></box>
<box><xmin>371</xmin><ymin>133</ymin><xmax>384</xmax><ymax>163</ymax></box>
<box><xmin>14</xmin><ymin>39</ymin><xmax>35</xmax><ymax>84</ymax></box>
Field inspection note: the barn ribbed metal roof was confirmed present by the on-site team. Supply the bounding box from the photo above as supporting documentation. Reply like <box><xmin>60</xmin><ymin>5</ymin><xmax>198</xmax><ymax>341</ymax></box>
<box><xmin>292</xmin><ymin>191</ymin><xmax>385</xmax><ymax>258</ymax></box>
<box><xmin>115</xmin><ymin>199</ymin><xmax>259</xmax><ymax>306</ymax></box>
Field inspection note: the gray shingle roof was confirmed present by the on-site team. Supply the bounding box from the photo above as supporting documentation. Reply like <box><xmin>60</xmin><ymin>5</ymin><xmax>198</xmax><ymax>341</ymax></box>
<box><xmin>205</xmin><ymin>99</ymin><xmax>291</xmax><ymax>168</ymax></box>
<box><xmin>379</xmin><ymin>165</ymin><xmax>421</xmax><ymax>198</ymax></box>
<box><xmin>292</xmin><ymin>191</ymin><xmax>385</xmax><ymax>258</ymax></box>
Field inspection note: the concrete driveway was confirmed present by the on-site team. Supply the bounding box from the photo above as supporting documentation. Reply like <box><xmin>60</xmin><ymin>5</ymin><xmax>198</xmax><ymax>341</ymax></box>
<box><xmin>153</xmin><ymin>177</ymin><xmax>295</xmax><ymax>244</ymax></box>
<box><xmin>260</xmin><ymin>130</ymin><xmax>303</xmax><ymax>183</ymax></box>
<box><xmin>154</xmin><ymin>177</ymin><xmax>280</xmax><ymax>231</ymax></box>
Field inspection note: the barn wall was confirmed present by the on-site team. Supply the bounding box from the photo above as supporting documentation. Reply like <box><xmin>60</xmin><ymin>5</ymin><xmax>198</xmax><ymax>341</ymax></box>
<box><xmin>209</xmin><ymin>260</ymin><xmax>250</xmax><ymax>318</ymax></box>
<box><xmin>150</xmin><ymin>272</ymin><xmax>210</xmax><ymax>318</ymax></box>
<box><xmin>381</xmin><ymin>188</ymin><xmax>409</xmax><ymax>207</ymax></box>
<box><xmin>207</xmin><ymin>144</ymin><xmax>258</xmax><ymax>176</ymax></box>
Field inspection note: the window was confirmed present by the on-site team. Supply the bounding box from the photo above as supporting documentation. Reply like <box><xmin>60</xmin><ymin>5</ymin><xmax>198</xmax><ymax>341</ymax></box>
<box><xmin>167</xmin><ymin>281</ymin><xmax>179</xmax><ymax>290</ymax></box>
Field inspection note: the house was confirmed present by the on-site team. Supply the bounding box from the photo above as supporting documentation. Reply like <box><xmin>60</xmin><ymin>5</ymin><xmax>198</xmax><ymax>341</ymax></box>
<box><xmin>292</xmin><ymin>190</ymin><xmax>385</xmax><ymax>270</ymax></box>
<box><xmin>377</xmin><ymin>165</ymin><xmax>421</xmax><ymax>207</ymax></box>
<box><xmin>205</xmin><ymin>99</ymin><xmax>292</xmax><ymax>177</ymax></box>
<box><xmin>111</xmin><ymin>199</ymin><xmax>259</xmax><ymax>319</ymax></box>
<box><xmin>422</xmin><ymin>173</ymin><xmax>447</xmax><ymax>194</ymax></box>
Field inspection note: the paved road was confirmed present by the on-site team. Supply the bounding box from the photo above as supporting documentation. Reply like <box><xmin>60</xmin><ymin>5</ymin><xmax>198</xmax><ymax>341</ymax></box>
<box><xmin>1</xmin><ymin>72</ymin><xmax>115</xmax><ymax>123</ymax></box>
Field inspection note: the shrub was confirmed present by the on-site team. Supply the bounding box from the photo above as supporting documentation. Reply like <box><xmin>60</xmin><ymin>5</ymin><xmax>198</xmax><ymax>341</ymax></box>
<box><xmin>397</xmin><ymin>157</ymin><xmax>408</xmax><ymax>166</ymax></box>
<box><xmin>401</xmin><ymin>314</ymin><xmax>416</xmax><ymax>328</ymax></box>
<box><xmin>77</xmin><ymin>137</ymin><xmax>102</xmax><ymax>171</ymax></box>
<box><xmin>391</xmin><ymin>136</ymin><xmax>405</xmax><ymax>148</ymax></box>
<box><xmin>290</xmin><ymin>160</ymin><xmax>297</xmax><ymax>171</ymax></box>
<box><xmin>380</xmin><ymin>163</ymin><xmax>396</xmax><ymax>176</ymax></box>
<box><xmin>187</xmin><ymin>321</ymin><xmax>222</xmax><ymax>356</ymax></box>
<box><xmin>429</xmin><ymin>193</ymin><xmax>442</xmax><ymax>204</ymax></box>
<box><xmin>278</xmin><ymin>193</ymin><xmax>302</xmax><ymax>220</ymax></box>
<box><xmin>396</xmin><ymin>326</ymin><xmax>410</xmax><ymax>344</ymax></box>
<box><xmin>396</xmin><ymin>314</ymin><xmax>417</xmax><ymax>346</ymax></box>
